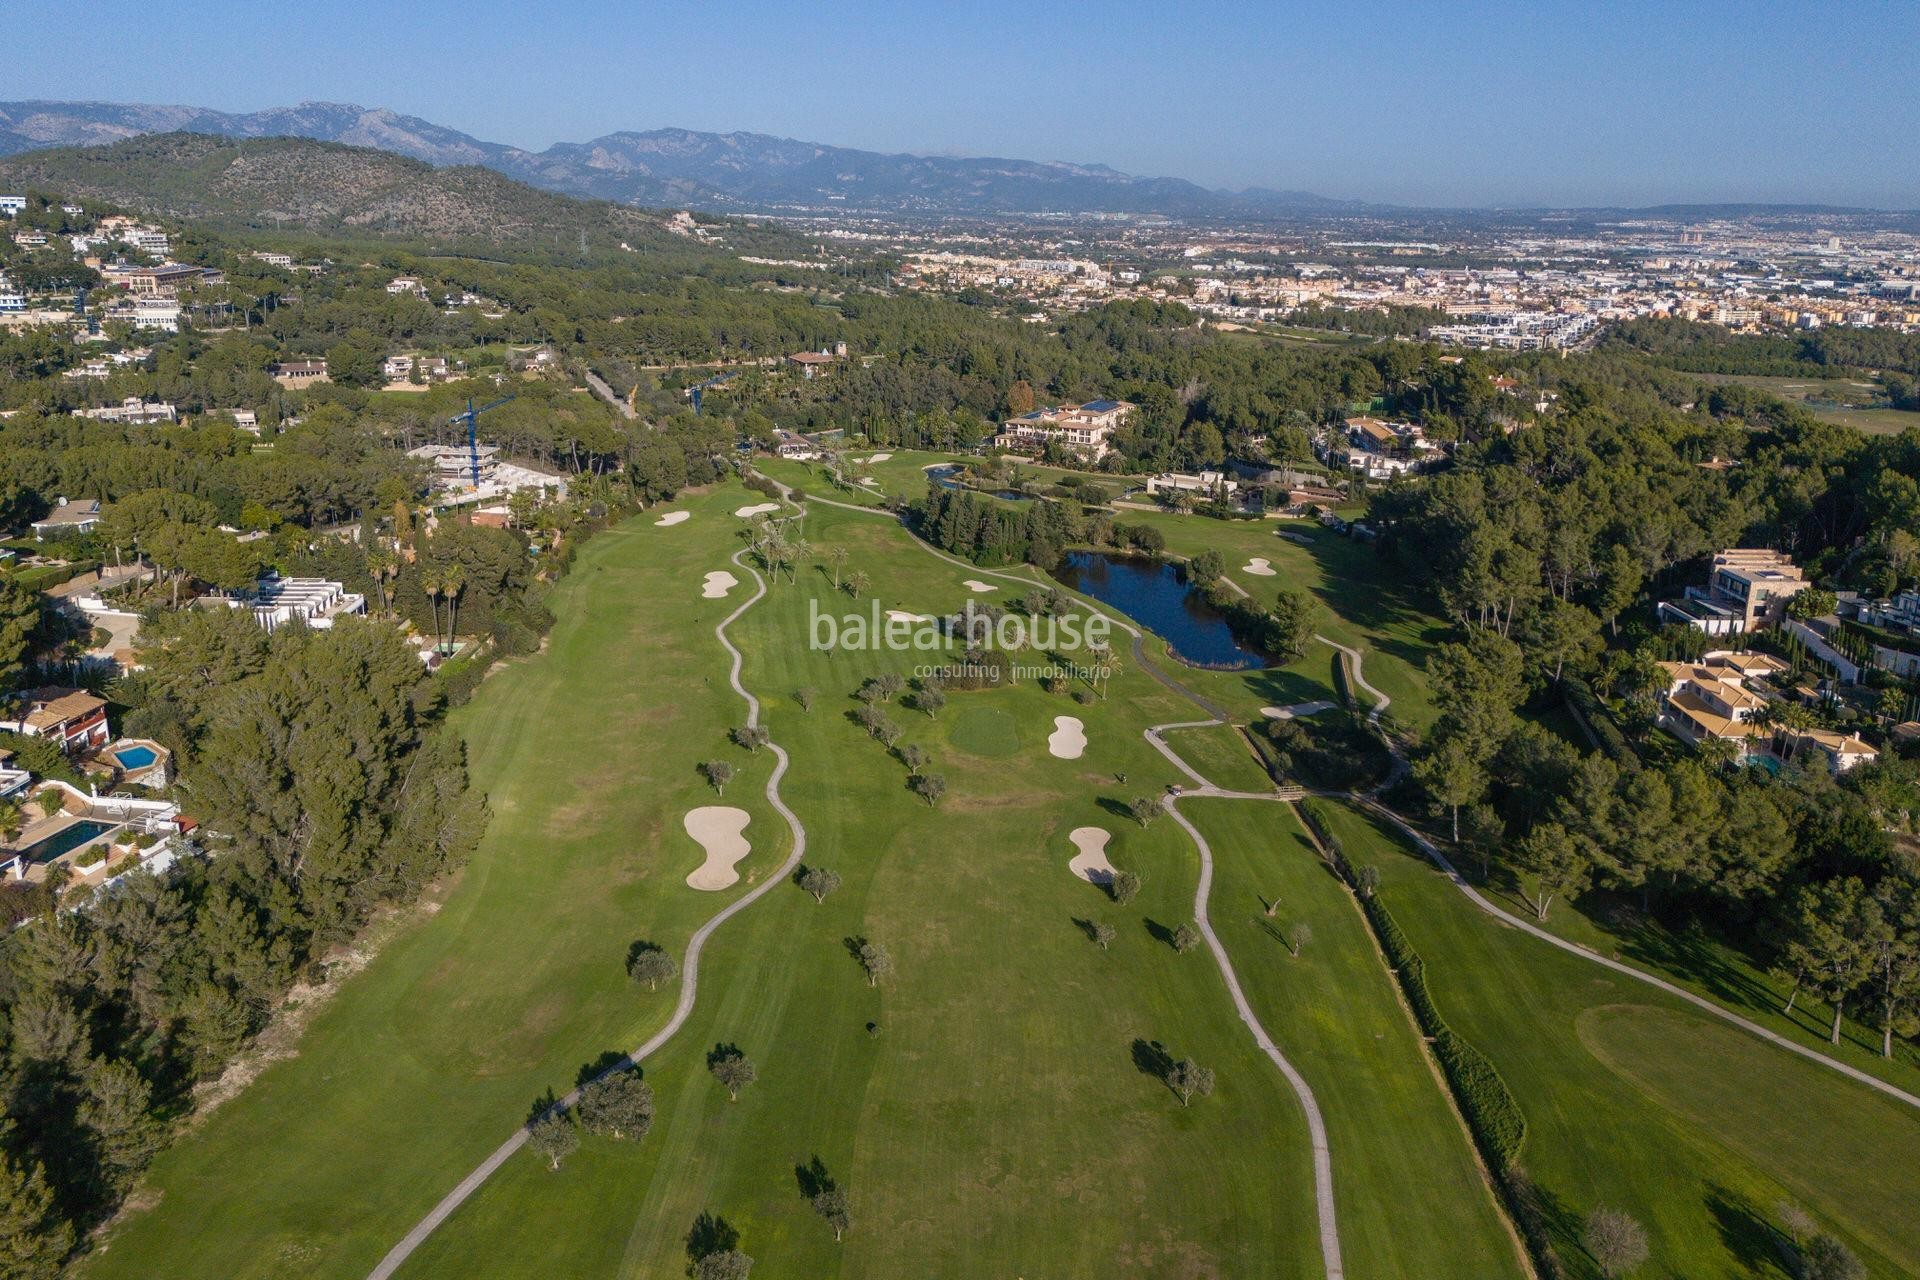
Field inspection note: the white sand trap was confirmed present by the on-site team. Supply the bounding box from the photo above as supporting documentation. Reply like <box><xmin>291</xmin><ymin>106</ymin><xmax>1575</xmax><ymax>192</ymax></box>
<box><xmin>1241</xmin><ymin>557</ymin><xmax>1276</xmax><ymax>576</ymax></box>
<box><xmin>734</xmin><ymin>502</ymin><xmax>780</xmax><ymax>518</ymax></box>
<box><xmin>701</xmin><ymin>570</ymin><xmax>738</xmax><ymax>599</ymax></box>
<box><xmin>1048</xmin><ymin>715</ymin><xmax>1087</xmax><ymax>760</ymax></box>
<box><xmin>885</xmin><ymin>609</ymin><xmax>933</xmax><ymax>623</ymax></box>
<box><xmin>683</xmin><ymin>807</ymin><xmax>751</xmax><ymax>890</ymax></box>
<box><xmin>861</xmin><ymin>452</ymin><xmax>893</xmax><ymax>463</ymax></box>
<box><xmin>654</xmin><ymin>511</ymin><xmax>690</xmax><ymax>526</ymax></box>
<box><xmin>860</xmin><ymin>477</ymin><xmax>881</xmax><ymax>487</ymax></box>
<box><xmin>962</xmin><ymin>579</ymin><xmax>997</xmax><ymax>593</ymax></box>
<box><xmin>1067</xmin><ymin>827</ymin><xmax>1117</xmax><ymax>886</ymax></box>
<box><xmin>1261</xmin><ymin>701</ymin><xmax>1338</xmax><ymax>720</ymax></box>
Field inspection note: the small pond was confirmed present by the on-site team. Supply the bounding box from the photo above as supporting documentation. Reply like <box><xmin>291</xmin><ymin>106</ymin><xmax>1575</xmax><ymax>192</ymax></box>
<box><xmin>1050</xmin><ymin>551</ymin><xmax>1271</xmax><ymax>670</ymax></box>
<box><xmin>925</xmin><ymin>465</ymin><xmax>1032</xmax><ymax>502</ymax></box>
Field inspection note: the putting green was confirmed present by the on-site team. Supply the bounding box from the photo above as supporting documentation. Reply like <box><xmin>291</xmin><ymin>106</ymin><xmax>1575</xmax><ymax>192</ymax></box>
<box><xmin>945</xmin><ymin>703</ymin><xmax>1023</xmax><ymax>758</ymax></box>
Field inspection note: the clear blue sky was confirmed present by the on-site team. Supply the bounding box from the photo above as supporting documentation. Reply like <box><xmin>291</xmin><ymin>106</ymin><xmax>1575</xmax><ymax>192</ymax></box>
<box><xmin>10</xmin><ymin>0</ymin><xmax>1918</xmax><ymax>207</ymax></box>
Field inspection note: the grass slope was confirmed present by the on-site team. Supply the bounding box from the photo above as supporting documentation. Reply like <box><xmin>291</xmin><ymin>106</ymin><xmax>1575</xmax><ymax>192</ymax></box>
<box><xmin>1319</xmin><ymin>800</ymin><xmax>1920</xmax><ymax>1279</ymax></box>
<box><xmin>1183</xmin><ymin>799</ymin><xmax>1525</xmax><ymax>1278</ymax></box>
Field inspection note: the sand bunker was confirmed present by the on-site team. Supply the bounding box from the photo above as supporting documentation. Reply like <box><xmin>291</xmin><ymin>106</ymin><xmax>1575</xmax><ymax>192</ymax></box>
<box><xmin>861</xmin><ymin>452</ymin><xmax>893</xmax><ymax>463</ymax></box>
<box><xmin>654</xmin><ymin>511</ymin><xmax>690</xmax><ymax>527</ymax></box>
<box><xmin>734</xmin><ymin>502</ymin><xmax>781</xmax><ymax>518</ymax></box>
<box><xmin>885</xmin><ymin>609</ymin><xmax>933</xmax><ymax>623</ymax></box>
<box><xmin>1262</xmin><ymin>701</ymin><xmax>1337</xmax><ymax>720</ymax></box>
<box><xmin>1067</xmin><ymin>827</ymin><xmax>1117</xmax><ymax>886</ymax></box>
<box><xmin>701</xmin><ymin>570</ymin><xmax>738</xmax><ymax>599</ymax></box>
<box><xmin>1241</xmin><ymin>557</ymin><xmax>1276</xmax><ymax>576</ymax></box>
<box><xmin>1048</xmin><ymin>715</ymin><xmax>1087</xmax><ymax>760</ymax></box>
<box><xmin>962</xmin><ymin>579</ymin><xmax>997</xmax><ymax>593</ymax></box>
<box><xmin>860</xmin><ymin>477</ymin><xmax>881</xmax><ymax>487</ymax></box>
<box><xmin>684</xmin><ymin>807</ymin><xmax>751</xmax><ymax>890</ymax></box>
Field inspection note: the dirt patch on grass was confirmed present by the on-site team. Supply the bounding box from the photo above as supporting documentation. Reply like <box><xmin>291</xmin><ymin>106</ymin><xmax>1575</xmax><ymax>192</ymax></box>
<box><xmin>182</xmin><ymin>889</ymin><xmax>446</xmax><ymax>1126</ymax></box>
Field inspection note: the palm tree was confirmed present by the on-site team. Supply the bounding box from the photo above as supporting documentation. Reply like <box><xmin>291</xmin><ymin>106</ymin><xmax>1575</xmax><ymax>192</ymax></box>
<box><xmin>846</xmin><ymin>570</ymin><xmax>871</xmax><ymax>600</ymax></box>
<box><xmin>421</xmin><ymin>569</ymin><xmax>443</xmax><ymax>647</ymax></box>
<box><xmin>441</xmin><ymin>564</ymin><xmax>466</xmax><ymax>652</ymax></box>
<box><xmin>827</xmin><ymin>546</ymin><xmax>850</xmax><ymax>589</ymax></box>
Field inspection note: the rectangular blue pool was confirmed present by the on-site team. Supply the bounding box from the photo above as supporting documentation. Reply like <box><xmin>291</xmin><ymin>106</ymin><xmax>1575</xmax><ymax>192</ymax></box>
<box><xmin>18</xmin><ymin>820</ymin><xmax>118</xmax><ymax>864</ymax></box>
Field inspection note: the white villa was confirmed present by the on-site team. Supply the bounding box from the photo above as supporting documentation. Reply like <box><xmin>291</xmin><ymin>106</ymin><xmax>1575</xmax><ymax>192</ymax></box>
<box><xmin>994</xmin><ymin>399</ymin><xmax>1134</xmax><ymax>460</ymax></box>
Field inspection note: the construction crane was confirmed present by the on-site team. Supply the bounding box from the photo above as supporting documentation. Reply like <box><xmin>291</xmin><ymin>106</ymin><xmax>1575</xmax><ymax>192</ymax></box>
<box><xmin>447</xmin><ymin>396</ymin><xmax>516</xmax><ymax>488</ymax></box>
<box><xmin>688</xmin><ymin>370</ymin><xmax>738</xmax><ymax>414</ymax></box>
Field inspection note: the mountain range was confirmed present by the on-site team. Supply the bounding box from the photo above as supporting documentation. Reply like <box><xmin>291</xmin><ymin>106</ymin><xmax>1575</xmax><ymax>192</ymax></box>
<box><xmin>0</xmin><ymin>99</ymin><xmax>1365</xmax><ymax>219</ymax></box>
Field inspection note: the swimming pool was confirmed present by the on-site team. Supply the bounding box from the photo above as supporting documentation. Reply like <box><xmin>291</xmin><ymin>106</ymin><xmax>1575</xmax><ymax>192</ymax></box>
<box><xmin>112</xmin><ymin>745</ymin><xmax>159</xmax><ymax>770</ymax></box>
<box><xmin>17</xmin><ymin>820</ymin><xmax>118</xmax><ymax>865</ymax></box>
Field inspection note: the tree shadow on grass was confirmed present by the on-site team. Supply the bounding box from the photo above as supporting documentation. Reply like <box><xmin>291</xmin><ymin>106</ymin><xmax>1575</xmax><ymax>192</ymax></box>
<box><xmin>1141</xmin><ymin>918</ymin><xmax>1176</xmax><ymax>948</ymax></box>
<box><xmin>575</xmin><ymin>1050</ymin><xmax>633</xmax><ymax>1089</ymax></box>
<box><xmin>1070</xmin><ymin>916</ymin><xmax>1101</xmax><ymax>943</ymax></box>
<box><xmin>1254</xmin><ymin>917</ymin><xmax>1290</xmax><ymax>947</ymax></box>
<box><xmin>795</xmin><ymin>1155</ymin><xmax>836</xmax><ymax>1200</ymax></box>
<box><xmin>1705</xmin><ymin>1185</ymin><xmax>1790</xmax><ymax>1278</ymax></box>
<box><xmin>1130</xmin><ymin>1037</ymin><xmax>1173</xmax><ymax>1086</ymax></box>
<box><xmin>705</xmin><ymin>1042</ymin><xmax>745</xmax><ymax>1070</ymax></box>
<box><xmin>1095</xmin><ymin>795</ymin><xmax>1134</xmax><ymax>822</ymax></box>
<box><xmin>524</xmin><ymin>1088</ymin><xmax>561</xmax><ymax>1126</ymax></box>
<box><xmin>685</xmin><ymin>1211</ymin><xmax>738</xmax><ymax>1268</ymax></box>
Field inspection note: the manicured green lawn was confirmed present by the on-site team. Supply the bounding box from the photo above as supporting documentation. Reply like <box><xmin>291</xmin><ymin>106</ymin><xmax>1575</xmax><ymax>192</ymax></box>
<box><xmin>1316</xmin><ymin>801</ymin><xmax>1920</xmax><ymax>1279</ymax></box>
<box><xmin>85</xmin><ymin>487</ymin><xmax>786</xmax><ymax>1279</ymax></box>
<box><xmin>1155</xmin><ymin>721</ymin><xmax>1278</xmax><ymax>795</ymax></box>
<box><xmin>1185</xmin><ymin>799</ymin><xmax>1526</xmax><ymax>1279</ymax></box>
<box><xmin>391</xmin><ymin>499</ymin><xmax>1344</xmax><ymax>1277</ymax></box>
<box><xmin>90</xmin><ymin>482</ymin><xmax>1918</xmax><ymax>1280</ymax></box>
<box><xmin>1504</xmin><ymin>882</ymin><xmax>1920</xmax><ymax>1091</ymax></box>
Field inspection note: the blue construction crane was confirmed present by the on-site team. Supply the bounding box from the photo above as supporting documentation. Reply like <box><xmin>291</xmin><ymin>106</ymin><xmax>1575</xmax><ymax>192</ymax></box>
<box><xmin>447</xmin><ymin>396</ymin><xmax>516</xmax><ymax>487</ymax></box>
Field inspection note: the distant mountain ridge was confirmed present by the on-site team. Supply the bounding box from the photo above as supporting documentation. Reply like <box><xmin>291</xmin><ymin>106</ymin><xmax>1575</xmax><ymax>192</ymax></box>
<box><xmin>0</xmin><ymin>99</ymin><xmax>1369</xmax><ymax>218</ymax></box>
<box><xmin>0</xmin><ymin>100</ymin><xmax>1905</xmax><ymax>220</ymax></box>
<box><xmin>0</xmin><ymin>131</ymin><xmax>772</xmax><ymax>254</ymax></box>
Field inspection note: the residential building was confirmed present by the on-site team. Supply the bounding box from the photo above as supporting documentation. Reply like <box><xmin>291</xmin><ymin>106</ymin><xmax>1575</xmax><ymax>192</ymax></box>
<box><xmin>271</xmin><ymin>359</ymin><xmax>330</xmax><ymax>389</ymax></box>
<box><xmin>1774</xmin><ymin>727</ymin><xmax>1879</xmax><ymax>774</ymax></box>
<box><xmin>994</xmin><ymin>399</ymin><xmax>1134</xmax><ymax>460</ymax></box>
<box><xmin>72</xmin><ymin>398</ymin><xmax>177</xmax><ymax>425</ymax></box>
<box><xmin>1660</xmin><ymin>549</ymin><xmax>1811</xmax><ymax>634</ymax></box>
<box><xmin>113</xmin><ymin>262</ymin><xmax>203</xmax><ymax>295</ymax></box>
<box><xmin>0</xmin><ymin>195</ymin><xmax>25</xmax><ymax>217</ymax></box>
<box><xmin>0</xmin><ymin>687</ymin><xmax>111</xmax><ymax>754</ymax></box>
<box><xmin>205</xmin><ymin>574</ymin><xmax>366</xmax><ymax>632</ymax></box>
<box><xmin>773</xmin><ymin>430</ymin><xmax>820</xmax><ymax>459</ymax></box>
<box><xmin>31</xmin><ymin>497</ymin><xmax>102</xmax><ymax>539</ymax></box>
<box><xmin>0</xmin><ymin>749</ymin><xmax>30</xmax><ymax>800</ymax></box>
<box><xmin>1144</xmin><ymin>470</ymin><xmax>1240</xmax><ymax>499</ymax></box>
<box><xmin>787</xmin><ymin>350</ymin><xmax>838</xmax><ymax>379</ymax></box>
<box><xmin>1655</xmin><ymin>650</ymin><xmax>1788</xmax><ymax>759</ymax></box>
<box><xmin>410</xmin><ymin>442</ymin><xmax>500</xmax><ymax>488</ymax></box>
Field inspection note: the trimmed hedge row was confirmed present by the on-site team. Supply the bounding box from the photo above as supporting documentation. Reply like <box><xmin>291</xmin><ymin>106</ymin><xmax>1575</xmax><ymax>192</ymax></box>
<box><xmin>1330</xmin><ymin>650</ymin><xmax>1356</xmax><ymax>710</ymax></box>
<box><xmin>1562</xmin><ymin>675</ymin><xmax>1638</xmax><ymax>770</ymax></box>
<box><xmin>1360</xmin><ymin>891</ymin><xmax>1527</xmax><ymax>1168</ymax></box>
<box><xmin>1298</xmin><ymin>798</ymin><xmax>1559</xmax><ymax>1273</ymax></box>
<box><xmin>1297</xmin><ymin>798</ymin><xmax>1527</xmax><ymax>1168</ymax></box>
<box><xmin>8</xmin><ymin>558</ymin><xmax>102</xmax><ymax>593</ymax></box>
